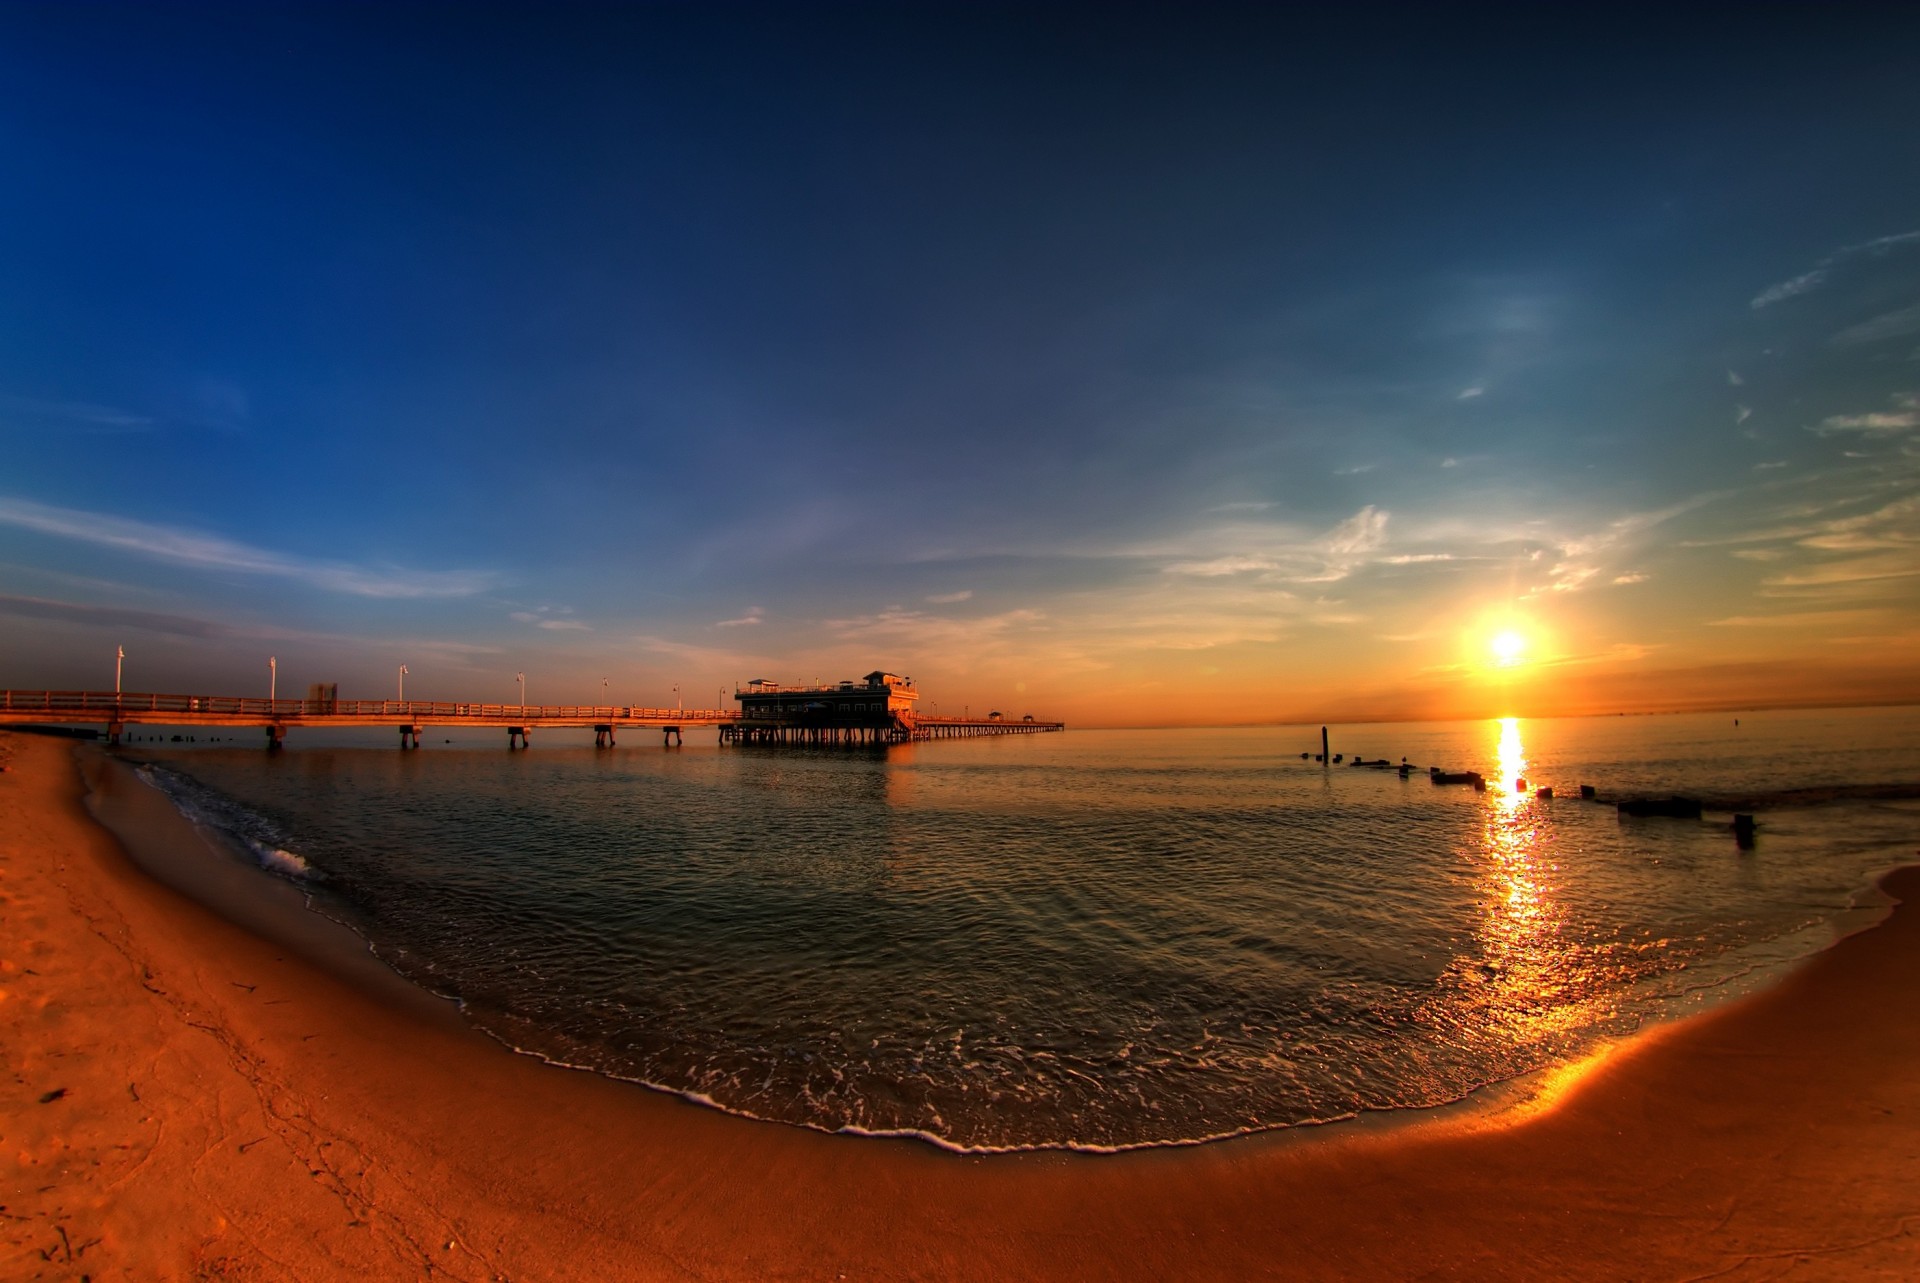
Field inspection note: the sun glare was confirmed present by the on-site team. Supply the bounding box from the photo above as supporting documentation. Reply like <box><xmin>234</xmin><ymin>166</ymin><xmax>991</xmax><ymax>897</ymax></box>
<box><xmin>1490</xmin><ymin>630</ymin><xmax>1528</xmax><ymax>666</ymax></box>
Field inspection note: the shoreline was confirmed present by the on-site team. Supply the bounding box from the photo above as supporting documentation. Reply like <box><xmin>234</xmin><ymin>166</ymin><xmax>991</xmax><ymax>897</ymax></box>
<box><xmin>6</xmin><ymin>729</ymin><xmax>1919</xmax><ymax>1279</ymax></box>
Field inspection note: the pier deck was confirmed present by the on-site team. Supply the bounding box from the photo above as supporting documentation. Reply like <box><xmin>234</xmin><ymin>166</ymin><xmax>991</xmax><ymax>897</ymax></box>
<box><xmin>0</xmin><ymin>690</ymin><xmax>1064</xmax><ymax>748</ymax></box>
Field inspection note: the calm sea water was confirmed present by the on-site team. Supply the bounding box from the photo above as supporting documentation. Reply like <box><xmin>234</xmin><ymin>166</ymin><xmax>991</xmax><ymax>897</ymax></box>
<box><xmin>131</xmin><ymin>707</ymin><xmax>1919</xmax><ymax>1152</ymax></box>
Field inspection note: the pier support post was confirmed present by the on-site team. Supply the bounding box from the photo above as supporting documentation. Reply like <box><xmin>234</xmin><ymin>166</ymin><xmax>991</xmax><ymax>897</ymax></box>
<box><xmin>594</xmin><ymin>724</ymin><xmax>616</xmax><ymax>748</ymax></box>
<box><xmin>265</xmin><ymin>724</ymin><xmax>286</xmax><ymax>752</ymax></box>
<box><xmin>508</xmin><ymin>726</ymin><xmax>528</xmax><ymax>750</ymax></box>
<box><xmin>1321</xmin><ymin>725</ymin><xmax>1329</xmax><ymax>765</ymax></box>
<box><xmin>399</xmin><ymin>725</ymin><xmax>423</xmax><ymax>749</ymax></box>
<box><xmin>107</xmin><ymin>721</ymin><xmax>124</xmax><ymax>746</ymax></box>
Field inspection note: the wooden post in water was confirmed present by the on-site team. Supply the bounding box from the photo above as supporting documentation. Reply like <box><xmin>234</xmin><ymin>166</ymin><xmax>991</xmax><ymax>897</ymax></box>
<box><xmin>1321</xmin><ymin>725</ymin><xmax>1329</xmax><ymax>765</ymax></box>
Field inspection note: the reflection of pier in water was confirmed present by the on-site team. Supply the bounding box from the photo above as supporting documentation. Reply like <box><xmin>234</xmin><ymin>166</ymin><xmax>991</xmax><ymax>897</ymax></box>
<box><xmin>0</xmin><ymin>669</ymin><xmax>1064</xmax><ymax>750</ymax></box>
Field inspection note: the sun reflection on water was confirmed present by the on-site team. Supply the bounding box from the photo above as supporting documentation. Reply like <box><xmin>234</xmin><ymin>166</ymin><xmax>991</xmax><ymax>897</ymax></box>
<box><xmin>1420</xmin><ymin>717</ymin><xmax>1615</xmax><ymax>1065</ymax></box>
<box><xmin>1495</xmin><ymin>716</ymin><xmax>1528</xmax><ymax>801</ymax></box>
<box><xmin>1474</xmin><ymin>718</ymin><xmax>1576</xmax><ymax>1035</ymax></box>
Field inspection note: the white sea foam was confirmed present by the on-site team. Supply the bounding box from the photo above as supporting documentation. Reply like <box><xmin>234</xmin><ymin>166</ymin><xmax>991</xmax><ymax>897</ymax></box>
<box><xmin>133</xmin><ymin>763</ymin><xmax>319</xmax><ymax>881</ymax></box>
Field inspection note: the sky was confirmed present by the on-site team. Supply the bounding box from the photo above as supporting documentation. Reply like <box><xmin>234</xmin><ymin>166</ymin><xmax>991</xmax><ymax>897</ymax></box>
<box><xmin>3</xmin><ymin>3</ymin><xmax>1918</xmax><ymax>727</ymax></box>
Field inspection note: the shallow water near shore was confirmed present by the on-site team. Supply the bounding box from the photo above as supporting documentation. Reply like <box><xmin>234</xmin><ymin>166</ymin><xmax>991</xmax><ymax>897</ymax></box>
<box><xmin>124</xmin><ymin>707</ymin><xmax>1920</xmax><ymax>1152</ymax></box>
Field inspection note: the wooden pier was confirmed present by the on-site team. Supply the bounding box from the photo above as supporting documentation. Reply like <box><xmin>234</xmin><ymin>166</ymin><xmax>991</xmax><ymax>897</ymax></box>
<box><xmin>0</xmin><ymin>689</ymin><xmax>1064</xmax><ymax>749</ymax></box>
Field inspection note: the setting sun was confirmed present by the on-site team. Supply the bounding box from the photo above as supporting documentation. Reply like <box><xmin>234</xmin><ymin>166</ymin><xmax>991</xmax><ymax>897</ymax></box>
<box><xmin>1490</xmin><ymin>630</ymin><xmax>1529</xmax><ymax>666</ymax></box>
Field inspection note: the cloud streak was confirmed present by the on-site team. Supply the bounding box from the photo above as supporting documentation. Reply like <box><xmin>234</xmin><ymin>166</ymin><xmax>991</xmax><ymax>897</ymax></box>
<box><xmin>1752</xmin><ymin>228</ymin><xmax>1920</xmax><ymax>310</ymax></box>
<box><xmin>1812</xmin><ymin>394</ymin><xmax>1920</xmax><ymax>435</ymax></box>
<box><xmin>0</xmin><ymin>496</ymin><xmax>494</xmax><ymax>598</ymax></box>
<box><xmin>1831</xmin><ymin>305</ymin><xmax>1920</xmax><ymax>349</ymax></box>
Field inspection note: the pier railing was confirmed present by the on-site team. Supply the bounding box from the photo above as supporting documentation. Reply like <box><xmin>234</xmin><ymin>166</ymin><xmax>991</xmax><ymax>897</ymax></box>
<box><xmin>0</xmin><ymin>690</ymin><xmax>732</xmax><ymax>721</ymax></box>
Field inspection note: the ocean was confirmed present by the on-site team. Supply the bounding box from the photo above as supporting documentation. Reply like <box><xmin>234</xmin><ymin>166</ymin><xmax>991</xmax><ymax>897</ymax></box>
<box><xmin>121</xmin><ymin>706</ymin><xmax>1919</xmax><ymax>1153</ymax></box>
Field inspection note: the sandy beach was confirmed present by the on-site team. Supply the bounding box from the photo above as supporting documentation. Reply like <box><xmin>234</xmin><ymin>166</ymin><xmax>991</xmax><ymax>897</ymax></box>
<box><xmin>4</xmin><ymin>728</ymin><xmax>1917</xmax><ymax>1281</ymax></box>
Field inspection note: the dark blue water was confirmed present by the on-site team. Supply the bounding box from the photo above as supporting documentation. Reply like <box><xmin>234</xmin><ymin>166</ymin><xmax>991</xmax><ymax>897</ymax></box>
<box><xmin>133</xmin><ymin>707</ymin><xmax>1920</xmax><ymax>1151</ymax></box>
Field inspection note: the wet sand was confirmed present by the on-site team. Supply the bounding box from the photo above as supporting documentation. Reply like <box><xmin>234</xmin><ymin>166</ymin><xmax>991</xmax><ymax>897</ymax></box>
<box><xmin>4</xmin><ymin>728</ymin><xmax>1918</xmax><ymax>1281</ymax></box>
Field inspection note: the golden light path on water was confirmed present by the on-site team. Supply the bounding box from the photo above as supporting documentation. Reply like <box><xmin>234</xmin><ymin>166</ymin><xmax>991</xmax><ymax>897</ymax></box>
<box><xmin>1468</xmin><ymin>717</ymin><xmax>1591</xmax><ymax>1044</ymax></box>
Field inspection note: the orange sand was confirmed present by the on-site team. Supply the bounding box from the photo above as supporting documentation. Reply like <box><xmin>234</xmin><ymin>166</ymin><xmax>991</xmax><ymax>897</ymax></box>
<box><xmin>3</xmin><ymin>728</ymin><xmax>1917</xmax><ymax>1281</ymax></box>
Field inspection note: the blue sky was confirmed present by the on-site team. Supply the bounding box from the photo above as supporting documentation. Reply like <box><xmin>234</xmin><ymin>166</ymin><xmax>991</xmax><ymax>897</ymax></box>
<box><xmin>3</xmin><ymin>4</ymin><xmax>1917</xmax><ymax>723</ymax></box>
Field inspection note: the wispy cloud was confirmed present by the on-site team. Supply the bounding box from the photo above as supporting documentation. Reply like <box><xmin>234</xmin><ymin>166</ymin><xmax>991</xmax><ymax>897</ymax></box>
<box><xmin>0</xmin><ymin>592</ymin><xmax>503</xmax><ymax>658</ymax></box>
<box><xmin>1831</xmin><ymin>305</ymin><xmax>1920</xmax><ymax>349</ymax></box>
<box><xmin>1707</xmin><ymin>610</ymin><xmax>1886</xmax><ymax>628</ymax></box>
<box><xmin>2</xmin><ymin>396</ymin><xmax>157</xmax><ymax>433</ymax></box>
<box><xmin>1812</xmin><ymin>393</ymin><xmax>1920</xmax><ymax>435</ymax></box>
<box><xmin>1324</xmin><ymin>505</ymin><xmax>1389</xmax><ymax>556</ymax></box>
<box><xmin>1456</xmin><ymin>386</ymin><xmax>1484</xmax><ymax>400</ymax></box>
<box><xmin>0</xmin><ymin>496</ymin><xmax>495</xmax><ymax>598</ymax></box>
<box><xmin>1853</xmin><ymin>229</ymin><xmax>1920</xmax><ymax>255</ymax></box>
<box><xmin>1540</xmin><ymin>497</ymin><xmax>1709</xmax><ymax>594</ymax></box>
<box><xmin>1752</xmin><ymin>228</ymin><xmax>1920</xmax><ymax>310</ymax></box>
<box><xmin>924</xmin><ymin>590</ymin><xmax>973</xmax><ymax>604</ymax></box>
<box><xmin>714</xmin><ymin>606</ymin><xmax>765</xmax><ymax>627</ymax></box>
<box><xmin>820</xmin><ymin>604</ymin><xmax>1049</xmax><ymax>662</ymax></box>
<box><xmin>510</xmin><ymin>605</ymin><xmax>592</xmax><ymax>631</ymax></box>
<box><xmin>1164</xmin><ymin>555</ymin><xmax>1281</xmax><ymax>577</ymax></box>
<box><xmin>1761</xmin><ymin>552</ymin><xmax>1920</xmax><ymax>593</ymax></box>
<box><xmin>1751</xmin><ymin>269</ymin><xmax>1827</xmax><ymax>310</ymax></box>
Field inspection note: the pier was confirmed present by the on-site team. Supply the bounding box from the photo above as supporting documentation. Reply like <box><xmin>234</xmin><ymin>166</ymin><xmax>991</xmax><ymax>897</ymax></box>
<box><xmin>0</xmin><ymin>682</ymin><xmax>1065</xmax><ymax>749</ymax></box>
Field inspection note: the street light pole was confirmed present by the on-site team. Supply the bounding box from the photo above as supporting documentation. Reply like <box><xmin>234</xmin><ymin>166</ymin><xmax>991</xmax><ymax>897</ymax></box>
<box><xmin>602</xmin><ymin>676</ymin><xmax>609</xmax><ymax>710</ymax></box>
<box><xmin>115</xmin><ymin>645</ymin><xmax>124</xmax><ymax>695</ymax></box>
<box><xmin>517</xmin><ymin>671</ymin><xmax>526</xmax><ymax>711</ymax></box>
<box><xmin>673</xmin><ymin>682</ymin><xmax>680</xmax><ymax>711</ymax></box>
<box><xmin>399</xmin><ymin>664</ymin><xmax>408</xmax><ymax>702</ymax></box>
<box><xmin>269</xmin><ymin>656</ymin><xmax>277</xmax><ymax>703</ymax></box>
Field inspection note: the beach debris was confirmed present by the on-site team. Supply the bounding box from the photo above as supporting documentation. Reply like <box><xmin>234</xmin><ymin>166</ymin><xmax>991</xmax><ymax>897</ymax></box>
<box><xmin>38</xmin><ymin>1088</ymin><xmax>67</xmax><ymax>1103</ymax></box>
<box><xmin>1617</xmin><ymin>797</ymin><xmax>1704</xmax><ymax>820</ymax></box>
<box><xmin>1429</xmin><ymin>769</ymin><xmax>1484</xmax><ymax>787</ymax></box>
<box><xmin>1733</xmin><ymin>814</ymin><xmax>1757</xmax><ymax>849</ymax></box>
<box><xmin>1535</xmin><ymin>786</ymin><xmax>1554</xmax><ymax>800</ymax></box>
<box><xmin>1580</xmin><ymin>785</ymin><xmax>1596</xmax><ymax>800</ymax></box>
<box><xmin>1514</xmin><ymin>777</ymin><xmax>1527</xmax><ymax>793</ymax></box>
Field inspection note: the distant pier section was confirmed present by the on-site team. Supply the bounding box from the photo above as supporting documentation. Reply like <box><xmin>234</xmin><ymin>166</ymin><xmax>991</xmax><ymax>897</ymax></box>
<box><xmin>0</xmin><ymin>669</ymin><xmax>1064</xmax><ymax>749</ymax></box>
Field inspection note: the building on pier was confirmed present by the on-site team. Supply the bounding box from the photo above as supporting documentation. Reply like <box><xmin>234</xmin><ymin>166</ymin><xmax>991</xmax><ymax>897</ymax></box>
<box><xmin>731</xmin><ymin>671</ymin><xmax>918</xmax><ymax>744</ymax></box>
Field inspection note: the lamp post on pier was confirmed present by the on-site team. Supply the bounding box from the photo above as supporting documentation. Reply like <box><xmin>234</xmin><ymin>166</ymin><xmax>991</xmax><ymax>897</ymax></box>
<box><xmin>673</xmin><ymin>682</ymin><xmax>680</xmax><ymax>712</ymax></box>
<box><xmin>517</xmin><ymin>671</ymin><xmax>526</xmax><ymax>712</ymax></box>
<box><xmin>602</xmin><ymin>676</ymin><xmax>609</xmax><ymax>710</ymax></box>
<box><xmin>398</xmin><ymin>664</ymin><xmax>408</xmax><ymax>702</ymax></box>
<box><xmin>115</xmin><ymin>645</ymin><xmax>124</xmax><ymax>696</ymax></box>
<box><xmin>269</xmin><ymin>656</ymin><xmax>276</xmax><ymax>703</ymax></box>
